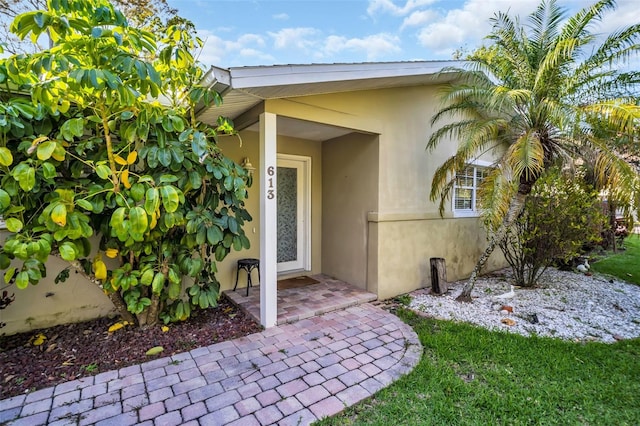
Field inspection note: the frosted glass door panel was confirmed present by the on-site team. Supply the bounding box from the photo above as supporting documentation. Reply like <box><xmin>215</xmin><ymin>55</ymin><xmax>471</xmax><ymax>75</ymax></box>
<box><xmin>277</xmin><ymin>166</ymin><xmax>298</xmax><ymax>263</ymax></box>
<box><xmin>276</xmin><ymin>155</ymin><xmax>310</xmax><ymax>273</ymax></box>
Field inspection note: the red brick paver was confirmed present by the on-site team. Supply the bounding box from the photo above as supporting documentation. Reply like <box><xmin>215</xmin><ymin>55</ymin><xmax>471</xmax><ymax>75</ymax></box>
<box><xmin>0</xmin><ymin>303</ymin><xmax>421</xmax><ymax>425</ymax></box>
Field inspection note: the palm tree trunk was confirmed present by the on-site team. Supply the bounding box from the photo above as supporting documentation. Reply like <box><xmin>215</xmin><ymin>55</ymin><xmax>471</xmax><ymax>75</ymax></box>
<box><xmin>456</xmin><ymin>190</ymin><xmax>529</xmax><ymax>302</ymax></box>
<box><xmin>608</xmin><ymin>201</ymin><xmax>618</xmax><ymax>253</ymax></box>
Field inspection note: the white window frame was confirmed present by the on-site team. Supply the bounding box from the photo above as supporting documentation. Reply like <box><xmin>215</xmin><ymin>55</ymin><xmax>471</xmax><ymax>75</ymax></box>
<box><xmin>452</xmin><ymin>160</ymin><xmax>491</xmax><ymax>217</ymax></box>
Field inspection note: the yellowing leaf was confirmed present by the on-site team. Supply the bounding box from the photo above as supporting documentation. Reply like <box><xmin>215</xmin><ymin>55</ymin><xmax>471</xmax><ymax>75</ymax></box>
<box><xmin>33</xmin><ymin>136</ymin><xmax>49</xmax><ymax>145</ymax></box>
<box><xmin>114</xmin><ymin>155</ymin><xmax>128</xmax><ymax>166</ymax></box>
<box><xmin>0</xmin><ymin>147</ymin><xmax>14</xmax><ymax>166</ymax></box>
<box><xmin>145</xmin><ymin>346</ymin><xmax>164</xmax><ymax>356</ymax></box>
<box><xmin>108</xmin><ymin>322</ymin><xmax>126</xmax><ymax>333</ymax></box>
<box><xmin>94</xmin><ymin>259</ymin><xmax>107</xmax><ymax>280</ymax></box>
<box><xmin>51</xmin><ymin>144</ymin><xmax>66</xmax><ymax>161</ymax></box>
<box><xmin>59</xmin><ymin>99</ymin><xmax>70</xmax><ymax>113</ymax></box>
<box><xmin>105</xmin><ymin>248</ymin><xmax>119</xmax><ymax>258</ymax></box>
<box><xmin>149</xmin><ymin>212</ymin><xmax>157</xmax><ymax>230</ymax></box>
<box><xmin>32</xmin><ymin>333</ymin><xmax>47</xmax><ymax>346</ymax></box>
<box><xmin>161</xmin><ymin>326</ymin><xmax>169</xmax><ymax>332</ymax></box>
<box><xmin>50</xmin><ymin>203</ymin><xmax>67</xmax><ymax>226</ymax></box>
<box><xmin>121</xmin><ymin>169</ymin><xmax>131</xmax><ymax>189</ymax></box>
<box><xmin>127</xmin><ymin>151</ymin><xmax>138</xmax><ymax>165</ymax></box>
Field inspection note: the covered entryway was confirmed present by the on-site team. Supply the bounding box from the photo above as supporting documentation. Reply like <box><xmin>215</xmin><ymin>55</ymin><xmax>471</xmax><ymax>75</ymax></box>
<box><xmin>196</xmin><ymin>63</ymin><xmax>409</xmax><ymax>328</ymax></box>
<box><xmin>208</xmin><ymin>110</ymin><xmax>380</xmax><ymax>327</ymax></box>
<box><xmin>206</xmin><ymin>108</ymin><xmax>380</xmax><ymax>328</ymax></box>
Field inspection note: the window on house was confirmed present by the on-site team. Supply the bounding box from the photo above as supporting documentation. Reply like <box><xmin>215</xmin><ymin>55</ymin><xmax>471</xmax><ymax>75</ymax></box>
<box><xmin>454</xmin><ymin>165</ymin><xmax>487</xmax><ymax>215</ymax></box>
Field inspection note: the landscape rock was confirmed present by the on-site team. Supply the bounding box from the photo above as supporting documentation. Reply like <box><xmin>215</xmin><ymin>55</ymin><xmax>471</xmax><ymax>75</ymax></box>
<box><xmin>410</xmin><ymin>268</ymin><xmax>640</xmax><ymax>343</ymax></box>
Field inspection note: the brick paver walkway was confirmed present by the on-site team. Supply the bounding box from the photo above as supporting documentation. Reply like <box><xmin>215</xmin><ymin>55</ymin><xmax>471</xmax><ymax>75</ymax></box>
<box><xmin>0</xmin><ymin>303</ymin><xmax>421</xmax><ymax>425</ymax></box>
<box><xmin>225</xmin><ymin>275</ymin><xmax>378</xmax><ymax>325</ymax></box>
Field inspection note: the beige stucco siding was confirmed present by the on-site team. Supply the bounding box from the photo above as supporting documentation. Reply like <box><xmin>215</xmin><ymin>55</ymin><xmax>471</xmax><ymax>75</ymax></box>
<box><xmin>1</xmin><ymin>239</ymin><xmax>116</xmax><ymax>335</ymax></box>
<box><xmin>266</xmin><ymin>86</ymin><xmax>462</xmax><ymax>216</ymax></box>
<box><xmin>371</xmin><ymin>217</ymin><xmax>504</xmax><ymax>300</ymax></box>
<box><xmin>322</xmin><ymin>132</ymin><xmax>379</xmax><ymax>290</ymax></box>
<box><xmin>265</xmin><ymin>86</ymin><xmax>505</xmax><ymax>298</ymax></box>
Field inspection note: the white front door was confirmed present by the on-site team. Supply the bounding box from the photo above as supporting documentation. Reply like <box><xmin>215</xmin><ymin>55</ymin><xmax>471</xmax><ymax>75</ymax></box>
<box><xmin>277</xmin><ymin>154</ymin><xmax>311</xmax><ymax>273</ymax></box>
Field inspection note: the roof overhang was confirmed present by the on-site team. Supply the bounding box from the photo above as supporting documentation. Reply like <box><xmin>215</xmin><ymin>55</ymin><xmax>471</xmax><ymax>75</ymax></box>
<box><xmin>197</xmin><ymin>60</ymin><xmax>465</xmax><ymax>140</ymax></box>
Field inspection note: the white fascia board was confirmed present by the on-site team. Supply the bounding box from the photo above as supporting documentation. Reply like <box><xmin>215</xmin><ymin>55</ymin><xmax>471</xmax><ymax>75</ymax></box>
<box><xmin>228</xmin><ymin>60</ymin><xmax>466</xmax><ymax>89</ymax></box>
<box><xmin>201</xmin><ymin>65</ymin><xmax>232</xmax><ymax>89</ymax></box>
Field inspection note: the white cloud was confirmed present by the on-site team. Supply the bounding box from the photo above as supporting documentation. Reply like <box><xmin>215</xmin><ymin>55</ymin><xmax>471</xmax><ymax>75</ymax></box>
<box><xmin>593</xmin><ymin>0</ymin><xmax>640</xmax><ymax>33</ymax></box>
<box><xmin>238</xmin><ymin>48</ymin><xmax>275</xmax><ymax>62</ymax></box>
<box><xmin>322</xmin><ymin>33</ymin><xmax>402</xmax><ymax>61</ymax></box>
<box><xmin>213</xmin><ymin>26</ymin><xmax>234</xmax><ymax>33</ymax></box>
<box><xmin>400</xmin><ymin>9</ymin><xmax>439</xmax><ymax>30</ymax></box>
<box><xmin>272</xmin><ymin>13</ymin><xmax>289</xmax><ymax>21</ymax></box>
<box><xmin>367</xmin><ymin>0</ymin><xmax>437</xmax><ymax>17</ymax></box>
<box><xmin>268</xmin><ymin>27</ymin><xmax>320</xmax><ymax>50</ymax></box>
<box><xmin>415</xmin><ymin>0</ymin><xmax>539</xmax><ymax>56</ymax></box>
<box><xmin>413</xmin><ymin>0</ymin><xmax>640</xmax><ymax>58</ymax></box>
<box><xmin>195</xmin><ymin>30</ymin><xmax>271</xmax><ymax>67</ymax></box>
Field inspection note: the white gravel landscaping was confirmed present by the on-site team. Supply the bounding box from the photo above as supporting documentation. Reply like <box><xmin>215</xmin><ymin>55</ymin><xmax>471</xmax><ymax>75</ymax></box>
<box><xmin>410</xmin><ymin>268</ymin><xmax>640</xmax><ymax>343</ymax></box>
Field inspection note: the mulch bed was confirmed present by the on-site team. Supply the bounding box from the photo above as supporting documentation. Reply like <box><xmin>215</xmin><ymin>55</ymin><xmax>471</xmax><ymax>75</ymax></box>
<box><xmin>0</xmin><ymin>295</ymin><xmax>262</xmax><ymax>400</ymax></box>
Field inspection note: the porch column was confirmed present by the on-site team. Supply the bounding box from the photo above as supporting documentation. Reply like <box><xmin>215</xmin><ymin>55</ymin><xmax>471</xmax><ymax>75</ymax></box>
<box><xmin>259</xmin><ymin>112</ymin><xmax>278</xmax><ymax>328</ymax></box>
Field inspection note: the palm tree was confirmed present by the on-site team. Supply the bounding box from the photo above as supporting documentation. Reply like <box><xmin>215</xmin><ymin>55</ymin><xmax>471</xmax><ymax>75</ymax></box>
<box><xmin>428</xmin><ymin>0</ymin><xmax>640</xmax><ymax>302</ymax></box>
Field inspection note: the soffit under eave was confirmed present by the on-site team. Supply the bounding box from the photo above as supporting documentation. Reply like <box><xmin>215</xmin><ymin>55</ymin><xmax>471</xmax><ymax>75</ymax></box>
<box><xmin>197</xmin><ymin>90</ymin><xmax>263</xmax><ymax>127</ymax></box>
<box><xmin>196</xmin><ymin>70</ymin><xmax>459</xmax><ymax>127</ymax></box>
<box><xmin>236</xmin><ymin>72</ymin><xmax>458</xmax><ymax>99</ymax></box>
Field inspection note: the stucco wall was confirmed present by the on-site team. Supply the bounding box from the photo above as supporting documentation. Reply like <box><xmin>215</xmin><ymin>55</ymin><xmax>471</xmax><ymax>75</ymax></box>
<box><xmin>1</xmin><ymin>235</ymin><xmax>116</xmax><ymax>335</ymax></box>
<box><xmin>369</xmin><ymin>216</ymin><xmax>504</xmax><ymax>300</ymax></box>
<box><xmin>322</xmin><ymin>133</ymin><xmax>379</xmax><ymax>290</ymax></box>
<box><xmin>214</xmin><ymin>132</ymin><xmax>260</xmax><ymax>289</ymax></box>
<box><xmin>266</xmin><ymin>86</ymin><xmax>507</xmax><ymax>299</ymax></box>
<box><xmin>267</xmin><ymin>86</ymin><xmax>460</xmax><ymax>215</ymax></box>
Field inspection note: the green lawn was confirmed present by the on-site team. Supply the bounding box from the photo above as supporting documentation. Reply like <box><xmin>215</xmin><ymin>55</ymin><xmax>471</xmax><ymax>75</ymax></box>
<box><xmin>317</xmin><ymin>309</ymin><xmax>640</xmax><ymax>425</ymax></box>
<box><xmin>591</xmin><ymin>236</ymin><xmax>640</xmax><ymax>286</ymax></box>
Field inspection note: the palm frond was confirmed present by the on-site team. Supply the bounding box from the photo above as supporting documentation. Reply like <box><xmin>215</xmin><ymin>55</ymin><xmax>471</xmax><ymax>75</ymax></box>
<box><xmin>583</xmin><ymin>101</ymin><xmax>640</xmax><ymax>134</ymax></box>
<box><xmin>527</xmin><ymin>0</ymin><xmax>565</xmax><ymax>61</ymax></box>
<box><xmin>559</xmin><ymin>0</ymin><xmax>616</xmax><ymax>41</ymax></box>
<box><xmin>581</xmin><ymin>24</ymin><xmax>640</xmax><ymax>70</ymax></box>
<box><xmin>429</xmin><ymin>155</ymin><xmax>466</xmax><ymax>211</ymax></box>
<box><xmin>570</xmin><ymin>24</ymin><xmax>640</xmax><ymax>96</ymax></box>
<box><xmin>488</xmin><ymin>11</ymin><xmax>535</xmax><ymax>86</ymax></box>
<box><xmin>506</xmin><ymin>130</ymin><xmax>546</xmax><ymax>182</ymax></box>
<box><xmin>534</xmin><ymin>36</ymin><xmax>591</xmax><ymax>94</ymax></box>
<box><xmin>479</xmin><ymin>166</ymin><xmax>518</xmax><ymax>232</ymax></box>
<box><xmin>428</xmin><ymin>117</ymin><xmax>508</xmax><ymax>158</ymax></box>
<box><xmin>593</xmin><ymin>143</ymin><xmax>640</xmax><ymax>212</ymax></box>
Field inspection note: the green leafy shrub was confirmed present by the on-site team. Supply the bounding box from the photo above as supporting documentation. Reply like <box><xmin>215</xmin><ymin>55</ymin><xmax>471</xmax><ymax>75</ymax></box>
<box><xmin>498</xmin><ymin>170</ymin><xmax>605</xmax><ymax>287</ymax></box>
<box><xmin>0</xmin><ymin>0</ymin><xmax>251</xmax><ymax>326</ymax></box>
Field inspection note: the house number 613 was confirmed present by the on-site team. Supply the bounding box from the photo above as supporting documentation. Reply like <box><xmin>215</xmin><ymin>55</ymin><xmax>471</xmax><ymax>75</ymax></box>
<box><xmin>267</xmin><ymin>166</ymin><xmax>275</xmax><ymax>199</ymax></box>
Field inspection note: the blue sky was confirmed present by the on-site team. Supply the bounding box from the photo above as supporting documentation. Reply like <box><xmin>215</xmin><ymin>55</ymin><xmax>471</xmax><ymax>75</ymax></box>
<box><xmin>167</xmin><ymin>0</ymin><xmax>640</xmax><ymax>68</ymax></box>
